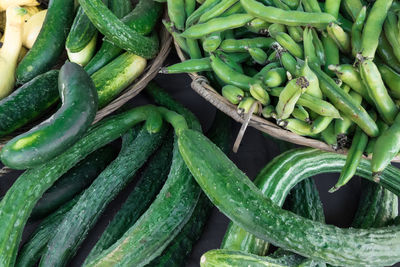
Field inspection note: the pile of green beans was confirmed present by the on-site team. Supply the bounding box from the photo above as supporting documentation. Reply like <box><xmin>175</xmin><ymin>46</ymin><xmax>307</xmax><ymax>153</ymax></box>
<box><xmin>163</xmin><ymin>0</ymin><xmax>400</xmax><ymax>190</ymax></box>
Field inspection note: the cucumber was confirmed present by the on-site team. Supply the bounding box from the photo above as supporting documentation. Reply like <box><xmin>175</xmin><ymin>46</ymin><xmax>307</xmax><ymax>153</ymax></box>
<box><xmin>30</xmin><ymin>144</ymin><xmax>118</xmax><ymax>220</ymax></box>
<box><xmin>1</xmin><ymin>62</ymin><xmax>98</xmax><ymax>170</ymax></box>
<box><xmin>177</xmin><ymin>130</ymin><xmax>400</xmax><ymax>267</ymax></box>
<box><xmin>40</xmin><ymin>125</ymin><xmax>167</xmax><ymax>266</ymax></box>
<box><xmin>78</xmin><ymin>0</ymin><xmax>160</xmax><ymax>59</ymax></box>
<box><xmin>92</xmin><ymin>51</ymin><xmax>147</xmax><ymax>108</ymax></box>
<box><xmin>84</xmin><ymin>0</ymin><xmax>161</xmax><ymax>75</ymax></box>
<box><xmin>85</xmin><ymin>135</ymin><xmax>174</xmax><ymax>264</ymax></box>
<box><xmin>0</xmin><ymin>105</ymin><xmax>160</xmax><ymax>267</ymax></box>
<box><xmin>16</xmin><ymin>196</ymin><xmax>79</xmax><ymax>267</ymax></box>
<box><xmin>0</xmin><ymin>70</ymin><xmax>59</xmax><ymax>137</ymax></box>
<box><xmin>108</xmin><ymin>0</ymin><xmax>133</xmax><ymax>19</ymax></box>
<box><xmin>16</xmin><ymin>0</ymin><xmax>75</xmax><ymax>84</ymax></box>
<box><xmin>67</xmin><ymin>33</ymin><xmax>98</xmax><ymax>66</ymax></box>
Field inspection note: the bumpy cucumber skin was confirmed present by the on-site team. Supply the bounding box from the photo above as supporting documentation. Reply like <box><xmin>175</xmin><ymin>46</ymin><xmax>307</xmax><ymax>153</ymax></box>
<box><xmin>0</xmin><ymin>70</ymin><xmax>59</xmax><ymax>137</ymax></box>
<box><xmin>40</xmin><ymin>125</ymin><xmax>167</xmax><ymax>267</ymax></box>
<box><xmin>84</xmin><ymin>0</ymin><xmax>161</xmax><ymax>75</ymax></box>
<box><xmin>85</xmin><ymin>135</ymin><xmax>174</xmax><ymax>264</ymax></box>
<box><xmin>178</xmin><ymin>132</ymin><xmax>400</xmax><ymax>267</ymax></box>
<box><xmin>30</xmin><ymin>144</ymin><xmax>118</xmax><ymax>220</ymax></box>
<box><xmin>16</xmin><ymin>0</ymin><xmax>75</xmax><ymax>84</ymax></box>
<box><xmin>1</xmin><ymin>62</ymin><xmax>98</xmax><ymax>170</ymax></box>
<box><xmin>16</xmin><ymin>197</ymin><xmax>79</xmax><ymax>267</ymax></box>
<box><xmin>0</xmin><ymin>105</ymin><xmax>159</xmax><ymax>267</ymax></box>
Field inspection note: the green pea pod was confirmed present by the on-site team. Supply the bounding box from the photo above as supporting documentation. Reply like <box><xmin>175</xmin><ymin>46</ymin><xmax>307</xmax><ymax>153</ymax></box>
<box><xmin>210</xmin><ymin>54</ymin><xmax>256</xmax><ymax>90</ymax></box>
<box><xmin>268</xmin><ymin>50</ymin><xmax>279</xmax><ymax>63</ymax></box>
<box><xmin>246</xmin><ymin>18</ymin><xmax>270</xmax><ymax>34</ymax></box>
<box><xmin>216</xmin><ymin>51</ymin><xmax>244</xmax><ymax>73</ymax></box>
<box><xmin>222</xmin><ymin>85</ymin><xmax>244</xmax><ymax>104</ymax></box>
<box><xmin>270</xmin><ymin>31</ymin><xmax>304</xmax><ymax>58</ymax></box>
<box><xmin>253</xmin><ymin>61</ymin><xmax>281</xmax><ymax>80</ymax></box>
<box><xmin>248</xmin><ymin>47</ymin><xmax>268</xmax><ymax>64</ymax></box>
<box><xmin>163</xmin><ymin>20</ymin><xmax>188</xmax><ymax>54</ymax></box>
<box><xmin>276</xmin><ymin>77</ymin><xmax>308</xmax><ymax>119</ymax></box>
<box><xmin>203</xmin><ymin>32</ymin><xmax>222</xmax><ymax>52</ymax></box>
<box><xmin>351</xmin><ymin>6</ymin><xmax>367</xmax><ymax>57</ymax></box>
<box><xmin>327</xmin><ymin>23</ymin><xmax>351</xmax><ymax>53</ymax></box>
<box><xmin>280</xmin><ymin>0</ymin><xmax>299</xmax><ymax>9</ymax></box>
<box><xmin>279</xmin><ymin>50</ymin><xmax>298</xmax><ymax>75</ymax></box>
<box><xmin>325</xmin><ymin>0</ymin><xmax>340</xmax><ymax>19</ymax></box>
<box><xmin>287</xmin><ymin>26</ymin><xmax>303</xmax><ymax>43</ymax></box>
<box><xmin>311</xmin><ymin>116</ymin><xmax>333</xmax><ymax>134</ymax></box>
<box><xmin>321</xmin><ymin>121</ymin><xmax>338</xmax><ymax>149</ymax></box>
<box><xmin>377</xmin><ymin>34</ymin><xmax>400</xmax><ymax>73</ymax></box>
<box><xmin>263</xmin><ymin>67</ymin><xmax>287</xmax><ymax>87</ymax></box>
<box><xmin>365</xmin><ymin>119</ymin><xmax>389</xmax><ymax>155</ymax></box>
<box><xmin>198</xmin><ymin>0</ymin><xmax>238</xmax><ymax>23</ymax></box>
<box><xmin>311</xmin><ymin>28</ymin><xmax>326</xmax><ymax>66</ymax></box>
<box><xmin>360</xmin><ymin>0</ymin><xmax>393</xmax><ymax>59</ymax></box>
<box><xmin>237</xmin><ymin>97</ymin><xmax>259</xmax><ymax>114</ymax></box>
<box><xmin>297</xmin><ymin>93</ymin><xmax>341</xmax><ymax>118</ymax></box>
<box><xmin>359</xmin><ymin>59</ymin><xmax>398</xmax><ymax>124</ymax></box>
<box><xmin>168</xmin><ymin>0</ymin><xmax>186</xmax><ymax>30</ymax></box>
<box><xmin>160</xmin><ymin>58</ymin><xmax>211</xmax><ymax>74</ymax></box>
<box><xmin>372</xmin><ymin>113</ymin><xmax>400</xmax><ymax>178</ymax></box>
<box><xmin>299</xmin><ymin>59</ymin><xmax>323</xmax><ymax>99</ymax></box>
<box><xmin>377</xmin><ymin>63</ymin><xmax>400</xmax><ymax>99</ymax></box>
<box><xmin>261</xmin><ymin>105</ymin><xmax>276</xmax><ymax>119</ymax></box>
<box><xmin>220</xmin><ymin>37</ymin><xmax>274</xmax><ymax>52</ymax></box>
<box><xmin>250</xmin><ymin>83</ymin><xmax>270</xmax><ymax>105</ymax></box>
<box><xmin>331</xmin><ymin>127</ymin><xmax>368</xmax><ymax>192</ymax></box>
<box><xmin>186</xmin><ymin>38</ymin><xmax>202</xmax><ymax>59</ymax></box>
<box><xmin>302</xmin><ymin>0</ymin><xmax>321</xmax><ymax>13</ymax></box>
<box><xmin>292</xmin><ymin>105</ymin><xmax>310</xmax><ymax>123</ymax></box>
<box><xmin>278</xmin><ymin>118</ymin><xmax>318</xmax><ymax>137</ymax></box>
<box><xmin>303</xmin><ymin>27</ymin><xmax>320</xmax><ymax>66</ymax></box>
<box><xmin>342</xmin><ymin>0</ymin><xmax>363</xmax><ymax>21</ymax></box>
<box><xmin>185</xmin><ymin>0</ymin><xmax>196</xmax><ymax>16</ymax></box>
<box><xmin>220</xmin><ymin>1</ymin><xmax>244</xmax><ymax>17</ymax></box>
<box><xmin>268</xmin><ymin>23</ymin><xmax>286</xmax><ymax>36</ymax></box>
<box><xmin>186</xmin><ymin>0</ymin><xmax>221</xmax><ymax>26</ymax></box>
<box><xmin>322</xmin><ymin>35</ymin><xmax>339</xmax><ymax>77</ymax></box>
<box><xmin>384</xmin><ymin>11</ymin><xmax>400</xmax><ymax>63</ymax></box>
<box><xmin>182</xmin><ymin>14</ymin><xmax>254</xmax><ymax>38</ymax></box>
<box><xmin>243</xmin><ymin>66</ymin><xmax>259</xmax><ymax>77</ymax></box>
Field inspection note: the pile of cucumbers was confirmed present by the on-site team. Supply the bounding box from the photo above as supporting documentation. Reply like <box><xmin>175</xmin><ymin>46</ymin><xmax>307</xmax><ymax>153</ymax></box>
<box><xmin>164</xmin><ymin>0</ymin><xmax>400</xmax><ymax>188</ymax></box>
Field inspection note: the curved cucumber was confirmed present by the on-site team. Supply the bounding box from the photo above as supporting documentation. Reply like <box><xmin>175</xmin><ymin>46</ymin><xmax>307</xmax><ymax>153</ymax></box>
<box><xmin>108</xmin><ymin>0</ymin><xmax>133</xmax><ymax>19</ymax></box>
<box><xmin>67</xmin><ymin>33</ymin><xmax>98</xmax><ymax>66</ymax></box>
<box><xmin>30</xmin><ymin>144</ymin><xmax>118</xmax><ymax>220</ymax></box>
<box><xmin>0</xmin><ymin>105</ymin><xmax>158</xmax><ymax>267</ymax></box>
<box><xmin>1</xmin><ymin>62</ymin><xmax>98</xmax><ymax>169</ymax></box>
<box><xmin>177</xmin><ymin>130</ymin><xmax>400</xmax><ymax>267</ymax></box>
<box><xmin>84</xmin><ymin>0</ymin><xmax>161</xmax><ymax>75</ymax></box>
<box><xmin>16</xmin><ymin>0</ymin><xmax>75</xmax><ymax>84</ymax></box>
<box><xmin>0</xmin><ymin>70</ymin><xmax>59</xmax><ymax>137</ymax></box>
<box><xmin>85</xmin><ymin>135</ymin><xmax>174</xmax><ymax>264</ymax></box>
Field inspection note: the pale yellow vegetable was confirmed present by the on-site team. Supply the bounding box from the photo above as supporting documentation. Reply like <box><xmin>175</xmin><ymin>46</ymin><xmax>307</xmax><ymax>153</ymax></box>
<box><xmin>22</xmin><ymin>9</ymin><xmax>46</xmax><ymax>49</ymax></box>
<box><xmin>0</xmin><ymin>0</ymin><xmax>39</xmax><ymax>11</ymax></box>
<box><xmin>0</xmin><ymin>6</ymin><xmax>26</xmax><ymax>99</ymax></box>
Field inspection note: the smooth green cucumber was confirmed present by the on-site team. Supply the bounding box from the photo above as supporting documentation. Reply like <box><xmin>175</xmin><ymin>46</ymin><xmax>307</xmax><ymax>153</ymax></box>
<box><xmin>30</xmin><ymin>144</ymin><xmax>118</xmax><ymax>220</ymax></box>
<box><xmin>85</xmin><ymin>136</ymin><xmax>174</xmax><ymax>264</ymax></box>
<box><xmin>178</xmin><ymin>132</ymin><xmax>400</xmax><ymax>267</ymax></box>
<box><xmin>16</xmin><ymin>197</ymin><xmax>79</xmax><ymax>267</ymax></box>
<box><xmin>92</xmin><ymin>51</ymin><xmax>147</xmax><ymax>108</ymax></box>
<box><xmin>78</xmin><ymin>0</ymin><xmax>160</xmax><ymax>59</ymax></box>
<box><xmin>40</xmin><ymin>125</ymin><xmax>167</xmax><ymax>267</ymax></box>
<box><xmin>1</xmin><ymin>62</ymin><xmax>98</xmax><ymax>170</ymax></box>
<box><xmin>16</xmin><ymin>0</ymin><xmax>75</xmax><ymax>84</ymax></box>
<box><xmin>84</xmin><ymin>0</ymin><xmax>160</xmax><ymax>75</ymax></box>
<box><xmin>0</xmin><ymin>70</ymin><xmax>59</xmax><ymax>137</ymax></box>
<box><xmin>0</xmin><ymin>105</ymin><xmax>159</xmax><ymax>267</ymax></box>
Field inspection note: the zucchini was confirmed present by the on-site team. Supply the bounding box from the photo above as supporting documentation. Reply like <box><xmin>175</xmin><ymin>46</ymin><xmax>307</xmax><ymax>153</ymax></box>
<box><xmin>0</xmin><ymin>105</ymin><xmax>159</xmax><ymax>267</ymax></box>
<box><xmin>16</xmin><ymin>196</ymin><xmax>79</xmax><ymax>267</ymax></box>
<box><xmin>40</xmin><ymin>125</ymin><xmax>167</xmax><ymax>266</ymax></box>
<box><xmin>1</xmin><ymin>62</ymin><xmax>98</xmax><ymax>170</ymax></box>
<box><xmin>30</xmin><ymin>144</ymin><xmax>118</xmax><ymax>220</ymax></box>
<box><xmin>84</xmin><ymin>0</ymin><xmax>161</xmax><ymax>75</ymax></box>
<box><xmin>78</xmin><ymin>0</ymin><xmax>159</xmax><ymax>59</ymax></box>
<box><xmin>0</xmin><ymin>70</ymin><xmax>59</xmax><ymax>137</ymax></box>
<box><xmin>84</xmin><ymin>85</ymin><xmax>202</xmax><ymax>267</ymax></box>
<box><xmin>92</xmin><ymin>51</ymin><xmax>147</xmax><ymax>108</ymax></box>
<box><xmin>177</xmin><ymin>131</ymin><xmax>400</xmax><ymax>266</ymax></box>
<box><xmin>16</xmin><ymin>0</ymin><xmax>75</xmax><ymax>84</ymax></box>
<box><xmin>85</xmin><ymin>135</ymin><xmax>174</xmax><ymax>264</ymax></box>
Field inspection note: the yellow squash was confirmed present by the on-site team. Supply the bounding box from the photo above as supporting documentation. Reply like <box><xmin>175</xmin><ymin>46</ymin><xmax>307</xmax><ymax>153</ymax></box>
<box><xmin>22</xmin><ymin>9</ymin><xmax>46</xmax><ymax>48</ymax></box>
<box><xmin>0</xmin><ymin>0</ymin><xmax>39</xmax><ymax>11</ymax></box>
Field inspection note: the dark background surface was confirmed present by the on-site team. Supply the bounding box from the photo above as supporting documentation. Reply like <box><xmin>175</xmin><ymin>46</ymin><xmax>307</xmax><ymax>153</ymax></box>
<box><xmin>2</xmin><ymin>50</ymin><xmax>400</xmax><ymax>266</ymax></box>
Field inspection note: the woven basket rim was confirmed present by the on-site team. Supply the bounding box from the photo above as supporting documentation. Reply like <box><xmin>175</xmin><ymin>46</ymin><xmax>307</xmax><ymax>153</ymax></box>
<box><xmin>173</xmin><ymin>41</ymin><xmax>400</xmax><ymax>163</ymax></box>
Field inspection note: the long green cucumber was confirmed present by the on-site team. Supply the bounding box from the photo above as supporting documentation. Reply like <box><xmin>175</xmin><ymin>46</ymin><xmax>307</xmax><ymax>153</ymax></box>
<box><xmin>108</xmin><ymin>0</ymin><xmax>133</xmax><ymax>19</ymax></box>
<box><xmin>78</xmin><ymin>0</ymin><xmax>160</xmax><ymax>59</ymax></box>
<box><xmin>177</xmin><ymin>130</ymin><xmax>400</xmax><ymax>267</ymax></box>
<box><xmin>85</xmin><ymin>135</ymin><xmax>174</xmax><ymax>264</ymax></box>
<box><xmin>40</xmin><ymin>125</ymin><xmax>167</xmax><ymax>267</ymax></box>
<box><xmin>16</xmin><ymin>0</ymin><xmax>75</xmax><ymax>84</ymax></box>
<box><xmin>16</xmin><ymin>196</ymin><xmax>80</xmax><ymax>267</ymax></box>
<box><xmin>67</xmin><ymin>34</ymin><xmax>98</xmax><ymax>66</ymax></box>
<box><xmin>0</xmin><ymin>70</ymin><xmax>59</xmax><ymax>137</ymax></box>
<box><xmin>0</xmin><ymin>105</ymin><xmax>159</xmax><ymax>267</ymax></box>
<box><xmin>1</xmin><ymin>62</ymin><xmax>98</xmax><ymax>170</ymax></box>
<box><xmin>84</xmin><ymin>0</ymin><xmax>161</xmax><ymax>75</ymax></box>
<box><xmin>30</xmin><ymin>144</ymin><xmax>118</xmax><ymax>220</ymax></box>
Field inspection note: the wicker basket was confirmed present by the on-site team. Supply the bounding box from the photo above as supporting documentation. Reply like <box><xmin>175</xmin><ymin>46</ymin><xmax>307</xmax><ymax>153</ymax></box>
<box><xmin>173</xmin><ymin>41</ymin><xmax>400</xmax><ymax>162</ymax></box>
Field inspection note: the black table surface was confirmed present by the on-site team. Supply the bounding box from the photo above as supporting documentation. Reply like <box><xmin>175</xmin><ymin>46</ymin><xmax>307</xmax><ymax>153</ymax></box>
<box><xmin>3</xmin><ymin>51</ymin><xmax>400</xmax><ymax>266</ymax></box>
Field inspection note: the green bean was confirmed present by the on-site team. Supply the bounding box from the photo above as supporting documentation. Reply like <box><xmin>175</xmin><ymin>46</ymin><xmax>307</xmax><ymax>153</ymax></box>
<box><xmin>311</xmin><ymin>116</ymin><xmax>334</xmax><ymax>134</ymax></box>
<box><xmin>328</xmin><ymin>64</ymin><xmax>372</xmax><ymax>103</ymax></box>
<box><xmin>250</xmin><ymin>83</ymin><xmax>270</xmax><ymax>105</ymax></box>
<box><xmin>384</xmin><ymin>12</ymin><xmax>400</xmax><ymax>62</ymax></box>
<box><xmin>321</xmin><ymin>121</ymin><xmax>338</xmax><ymax>149</ymax></box>
<box><xmin>160</xmin><ymin>58</ymin><xmax>211</xmax><ymax>74</ymax></box>
<box><xmin>253</xmin><ymin>61</ymin><xmax>281</xmax><ymax>80</ymax></box>
<box><xmin>276</xmin><ymin>77</ymin><xmax>308</xmax><ymax>119</ymax></box>
<box><xmin>322</xmin><ymin>35</ymin><xmax>339</xmax><ymax>77</ymax></box>
<box><xmin>221</xmin><ymin>51</ymin><xmax>251</xmax><ymax>63</ymax></box>
<box><xmin>297</xmin><ymin>93</ymin><xmax>341</xmax><ymax>118</ymax></box>
<box><xmin>268</xmin><ymin>23</ymin><xmax>287</xmax><ymax>36</ymax></box>
<box><xmin>337</xmin><ymin>12</ymin><xmax>353</xmax><ymax>33</ymax></box>
<box><xmin>168</xmin><ymin>0</ymin><xmax>186</xmax><ymax>30</ymax></box>
<box><xmin>248</xmin><ymin>47</ymin><xmax>268</xmax><ymax>64</ymax></box>
<box><xmin>365</xmin><ymin>119</ymin><xmax>389</xmax><ymax>155</ymax></box>
<box><xmin>220</xmin><ymin>37</ymin><xmax>274</xmax><ymax>52</ymax></box>
<box><xmin>263</xmin><ymin>67</ymin><xmax>287</xmax><ymax>87</ymax></box>
<box><xmin>210</xmin><ymin>53</ymin><xmax>256</xmax><ymax>90</ymax></box>
<box><xmin>351</xmin><ymin>6</ymin><xmax>367</xmax><ymax>57</ymax></box>
<box><xmin>216</xmin><ymin>50</ymin><xmax>244</xmax><ymax>73</ymax></box>
<box><xmin>185</xmin><ymin>0</ymin><xmax>196</xmax><ymax>16</ymax></box>
<box><xmin>199</xmin><ymin>0</ymin><xmax>238</xmax><ymax>23</ymax></box>
<box><xmin>377</xmin><ymin>63</ymin><xmax>400</xmax><ymax>99</ymax></box>
<box><xmin>310</xmin><ymin>64</ymin><xmax>379</xmax><ymax>137</ymax></box>
<box><xmin>325</xmin><ymin>0</ymin><xmax>341</xmax><ymax>19</ymax></box>
<box><xmin>342</xmin><ymin>0</ymin><xmax>363</xmax><ymax>21</ymax></box>
<box><xmin>311</xmin><ymin>29</ymin><xmax>326</xmax><ymax>66</ymax></box>
<box><xmin>186</xmin><ymin>0</ymin><xmax>221</xmax><ymax>26</ymax></box>
<box><xmin>261</xmin><ymin>105</ymin><xmax>276</xmax><ymax>119</ymax></box>
<box><xmin>278</xmin><ymin>49</ymin><xmax>298</xmax><ymax>75</ymax></box>
<box><xmin>182</xmin><ymin>14</ymin><xmax>254</xmax><ymax>38</ymax></box>
<box><xmin>220</xmin><ymin>1</ymin><xmax>244</xmax><ymax>17</ymax></box>
<box><xmin>163</xmin><ymin>20</ymin><xmax>188</xmax><ymax>54</ymax></box>
<box><xmin>302</xmin><ymin>0</ymin><xmax>321</xmax><ymax>13</ymax></box>
<box><xmin>240</xmin><ymin>0</ymin><xmax>336</xmax><ymax>28</ymax></box>
<box><xmin>287</xmin><ymin>26</ymin><xmax>303</xmax><ymax>43</ymax></box>
<box><xmin>327</xmin><ymin>23</ymin><xmax>351</xmax><ymax>53</ymax></box>
<box><xmin>278</xmin><ymin>118</ymin><xmax>318</xmax><ymax>137</ymax></box>
<box><xmin>331</xmin><ymin>127</ymin><xmax>368</xmax><ymax>192</ymax></box>
<box><xmin>361</xmin><ymin>0</ymin><xmax>393</xmax><ymax>59</ymax></box>
<box><xmin>246</xmin><ymin>18</ymin><xmax>270</xmax><ymax>34</ymax></box>
<box><xmin>292</xmin><ymin>105</ymin><xmax>310</xmax><ymax>123</ymax></box>
<box><xmin>372</xmin><ymin>113</ymin><xmax>400</xmax><ymax>178</ymax></box>
<box><xmin>203</xmin><ymin>32</ymin><xmax>222</xmax><ymax>52</ymax></box>
<box><xmin>270</xmin><ymin>31</ymin><xmax>304</xmax><ymax>58</ymax></box>
<box><xmin>303</xmin><ymin>27</ymin><xmax>320</xmax><ymax>67</ymax></box>
<box><xmin>377</xmin><ymin>34</ymin><xmax>400</xmax><ymax>73</ymax></box>
<box><xmin>359</xmin><ymin>59</ymin><xmax>398</xmax><ymax>124</ymax></box>
<box><xmin>237</xmin><ymin>97</ymin><xmax>259</xmax><ymax>114</ymax></box>
<box><xmin>300</xmin><ymin>59</ymin><xmax>323</xmax><ymax>99</ymax></box>
<box><xmin>222</xmin><ymin>85</ymin><xmax>244</xmax><ymax>104</ymax></box>
<box><xmin>186</xmin><ymin>38</ymin><xmax>202</xmax><ymax>59</ymax></box>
